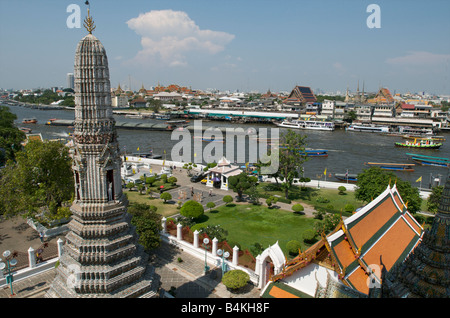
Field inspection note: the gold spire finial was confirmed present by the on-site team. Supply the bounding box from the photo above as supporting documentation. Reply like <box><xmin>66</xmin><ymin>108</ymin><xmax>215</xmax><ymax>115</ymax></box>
<box><xmin>83</xmin><ymin>8</ymin><xmax>96</xmax><ymax>34</ymax></box>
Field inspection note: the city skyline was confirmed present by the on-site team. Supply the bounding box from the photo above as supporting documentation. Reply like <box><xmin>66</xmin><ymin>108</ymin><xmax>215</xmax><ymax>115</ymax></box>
<box><xmin>0</xmin><ymin>0</ymin><xmax>449</xmax><ymax>95</ymax></box>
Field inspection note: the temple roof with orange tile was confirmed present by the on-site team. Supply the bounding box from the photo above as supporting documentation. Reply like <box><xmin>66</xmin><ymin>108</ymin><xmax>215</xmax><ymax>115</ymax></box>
<box><xmin>326</xmin><ymin>184</ymin><xmax>423</xmax><ymax>294</ymax></box>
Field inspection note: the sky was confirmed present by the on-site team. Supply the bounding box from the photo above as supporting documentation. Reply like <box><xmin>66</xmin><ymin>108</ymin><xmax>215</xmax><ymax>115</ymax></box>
<box><xmin>0</xmin><ymin>0</ymin><xmax>449</xmax><ymax>95</ymax></box>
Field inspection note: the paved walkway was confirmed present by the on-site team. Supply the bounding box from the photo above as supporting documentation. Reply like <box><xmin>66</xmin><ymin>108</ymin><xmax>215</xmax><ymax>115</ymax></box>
<box><xmin>0</xmin><ymin>239</ymin><xmax>260</xmax><ymax>298</ymax></box>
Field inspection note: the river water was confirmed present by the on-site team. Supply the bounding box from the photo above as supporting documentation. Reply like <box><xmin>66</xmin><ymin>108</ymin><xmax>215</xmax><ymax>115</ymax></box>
<box><xmin>7</xmin><ymin>104</ymin><xmax>450</xmax><ymax>189</ymax></box>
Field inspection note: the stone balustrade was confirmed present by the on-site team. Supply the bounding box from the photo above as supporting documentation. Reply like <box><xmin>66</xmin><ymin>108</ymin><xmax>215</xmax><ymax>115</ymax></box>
<box><xmin>161</xmin><ymin>217</ymin><xmax>259</xmax><ymax>285</ymax></box>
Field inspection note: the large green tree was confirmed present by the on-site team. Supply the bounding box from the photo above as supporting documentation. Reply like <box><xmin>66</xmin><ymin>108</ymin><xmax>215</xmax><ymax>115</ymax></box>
<box><xmin>180</xmin><ymin>200</ymin><xmax>204</xmax><ymax>219</ymax></box>
<box><xmin>278</xmin><ymin>129</ymin><xmax>308</xmax><ymax>199</ymax></box>
<box><xmin>228</xmin><ymin>172</ymin><xmax>258</xmax><ymax>201</ymax></box>
<box><xmin>355</xmin><ymin>167</ymin><xmax>422</xmax><ymax>213</ymax></box>
<box><xmin>0</xmin><ymin>106</ymin><xmax>26</xmax><ymax>166</ymax></box>
<box><xmin>0</xmin><ymin>140</ymin><xmax>73</xmax><ymax>217</ymax></box>
<box><xmin>128</xmin><ymin>203</ymin><xmax>162</xmax><ymax>250</ymax></box>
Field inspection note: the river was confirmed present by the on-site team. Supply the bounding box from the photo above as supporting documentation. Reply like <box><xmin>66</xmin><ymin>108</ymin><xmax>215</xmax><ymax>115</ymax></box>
<box><xmin>7</xmin><ymin>104</ymin><xmax>450</xmax><ymax>189</ymax></box>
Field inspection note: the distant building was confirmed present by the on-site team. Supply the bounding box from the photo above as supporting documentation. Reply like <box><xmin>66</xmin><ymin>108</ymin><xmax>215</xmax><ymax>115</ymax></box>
<box><xmin>112</xmin><ymin>95</ymin><xmax>129</xmax><ymax>107</ymax></box>
<box><xmin>129</xmin><ymin>97</ymin><xmax>147</xmax><ymax>108</ymax></box>
<box><xmin>368</xmin><ymin>87</ymin><xmax>395</xmax><ymax>105</ymax></box>
<box><xmin>67</xmin><ymin>73</ymin><xmax>74</xmax><ymax>90</ymax></box>
<box><xmin>284</xmin><ymin>86</ymin><xmax>317</xmax><ymax>106</ymax></box>
<box><xmin>153</xmin><ymin>91</ymin><xmax>183</xmax><ymax>101</ymax></box>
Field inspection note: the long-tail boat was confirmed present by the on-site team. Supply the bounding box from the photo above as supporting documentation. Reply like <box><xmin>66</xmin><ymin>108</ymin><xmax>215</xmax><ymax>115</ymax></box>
<box><xmin>301</xmin><ymin>149</ymin><xmax>328</xmax><ymax>157</ymax></box>
<box><xmin>406</xmin><ymin>153</ymin><xmax>450</xmax><ymax>168</ymax></box>
<box><xmin>334</xmin><ymin>173</ymin><xmax>358</xmax><ymax>183</ymax></box>
<box><xmin>365</xmin><ymin>162</ymin><xmax>415</xmax><ymax>171</ymax></box>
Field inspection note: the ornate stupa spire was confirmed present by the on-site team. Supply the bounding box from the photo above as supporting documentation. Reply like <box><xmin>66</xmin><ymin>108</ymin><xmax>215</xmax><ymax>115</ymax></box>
<box><xmin>46</xmin><ymin>6</ymin><xmax>159</xmax><ymax>298</ymax></box>
<box><xmin>83</xmin><ymin>8</ymin><xmax>96</xmax><ymax>34</ymax></box>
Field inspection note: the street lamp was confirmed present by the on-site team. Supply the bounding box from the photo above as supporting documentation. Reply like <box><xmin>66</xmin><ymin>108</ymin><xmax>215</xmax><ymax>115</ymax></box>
<box><xmin>202</xmin><ymin>238</ymin><xmax>210</xmax><ymax>273</ymax></box>
<box><xmin>0</xmin><ymin>250</ymin><xmax>18</xmax><ymax>297</ymax></box>
<box><xmin>217</xmin><ymin>248</ymin><xmax>230</xmax><ymax>276</ymax></box>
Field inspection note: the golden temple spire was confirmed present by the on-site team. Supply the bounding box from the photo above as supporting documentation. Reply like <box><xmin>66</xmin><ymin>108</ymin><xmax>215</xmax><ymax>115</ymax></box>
<box><xmin>83</xmin><ymin>7</ymin><xmax>96</xmax><ymax>34</ymax></box>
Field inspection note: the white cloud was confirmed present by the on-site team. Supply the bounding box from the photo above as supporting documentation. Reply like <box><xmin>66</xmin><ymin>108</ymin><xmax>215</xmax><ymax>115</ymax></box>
<box><xmin>332</xmin><ymin>62</ymin><xmax>346</xmax><ymax>73</ymax></box>
<box><xmin>126</xmin><ymin>10</ymin><xmax>235</xmax><ymax>67</ymax></box>
<box><xmin>386</xmin><ymin>51</ymin><xmax>450</xmax><ymax>66</ymax></box>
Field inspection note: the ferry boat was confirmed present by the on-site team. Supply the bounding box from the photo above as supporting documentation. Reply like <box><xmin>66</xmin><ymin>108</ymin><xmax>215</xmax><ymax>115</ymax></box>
<box><xmin>125</xmin><ymin>113</ymin><xmax>145</xmax><ymax>119</ymax></box>
<box><xmin>366</xmin><ymin>162</ymin><xmax>415</xmax><ymax>171</ymax></box>
<box><xmin>406</xmin><ymin>153</ymin><xmax>450</xmax><ymax>168</ymax></box>
<box><xmin>154</xmin><ymin>113</ymin><xmax>171</xmax><ymax>120</ymax></box>
<box><xmin>276</xmin><ymin>120</ymin><xmax>335</xmax><ymax>131</ymax></box>
<box><xmin>399</xmin><ymin>127</ymin><xmax>433</xmax><ymax>137</ymax></box>
<box><xmin>402</xmin><ymin>135</ymin><xmax>445</xmax><ymax>142</ymax></box>
<box><xmin>395</xmin><ymin>138</ymin><xmax>442</xmax><ymax>149</ymax></box>
<box><xmin>346</xmin><ymin>124</ymin><xmax>389</xmax><ymax>133</ymax></box>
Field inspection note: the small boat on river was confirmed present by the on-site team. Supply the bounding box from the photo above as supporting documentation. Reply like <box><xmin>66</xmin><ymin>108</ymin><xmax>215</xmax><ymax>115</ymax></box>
<box><xmin>22</xmin><ymin>118</ymin><xmax>37</xmax><ymax>124</ymax></box>
<box><xmin>334</xmin><ymin>173</ymin><xmax>358</xmax><ymax>183</ymax></box>
<box><xmin>365</xmin><ymin>162</ymin><xmax>415</xmax><ymax>171</ymax></box>
<box><xmin>395</xmin><ymin>138</ymin><xmax>442</xmax><ymax>149</ymax></box>
<box><xmin>406</xmin><ymin>153</ymin><xmax>450</xmax><ymax>168</ymax></box>
<box><xmin>301</xmin><ymin>149</ymin><xmax>328</xmax><ymax>157</ymax></box>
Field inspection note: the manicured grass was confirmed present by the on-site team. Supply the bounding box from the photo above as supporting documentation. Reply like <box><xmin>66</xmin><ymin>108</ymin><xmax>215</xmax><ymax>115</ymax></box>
<box><xmin>303</xmin><ymin>188</ymin><xmax>365</xmax><ymax>215</ymax></box>
<box><xmin>194</xmin><ymin>203</ymin><xmax>319</xmax><ymax>256</ymax></box>
<box><xmin>255</xmin><ymin>182</ymin><xmax>365</xmax><ymax>216</ymax></box>
<box><xmin>125</xmin><ymin>190</ymin><xmax>179</xmax><ymax>217</ymax></box>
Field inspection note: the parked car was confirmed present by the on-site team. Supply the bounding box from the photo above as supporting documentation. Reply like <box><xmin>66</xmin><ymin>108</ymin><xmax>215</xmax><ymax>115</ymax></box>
<box><xmin>190</xmin><ymin>173</ymin><xmax>205</xmax><ymax>183</ymax></box>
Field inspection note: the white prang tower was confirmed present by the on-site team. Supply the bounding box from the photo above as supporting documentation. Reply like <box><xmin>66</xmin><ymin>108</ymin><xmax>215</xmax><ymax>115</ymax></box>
<box><xmin>46</xmin><ymin>10</ymin><xmax>159</xmax><ymax>298</ymax></box>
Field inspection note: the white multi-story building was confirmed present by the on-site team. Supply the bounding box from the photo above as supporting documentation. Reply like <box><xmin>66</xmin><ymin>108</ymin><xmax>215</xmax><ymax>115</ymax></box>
<box><xmin>112</xmin><ymin>95</ymin><xmax>129</xmax><ymax>107</ymax></box>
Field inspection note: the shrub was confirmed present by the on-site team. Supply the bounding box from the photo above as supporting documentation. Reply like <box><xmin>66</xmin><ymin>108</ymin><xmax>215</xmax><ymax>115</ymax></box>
<box><xmin>292</xmin><ymin>204</ymin><xmax>304</xmax><ymax>213</ymax></box>
<box><xmin>206</xmin><ymin>201</ymin><xmax>216</xmax><ymax>211</ymax></box>
<box><xmin>266</xmin><ymin>196</ymin><xmax>278</xmax><ymax>208</ymax></box>
<box><xmin>344</xmin><ymin>203</ymin><xmax>354</xmax><ymax>213</ymax></box>
<box><xmin>199</xmin><ymin>224</ymin><xmax>228</xmax><ymax>242</ymax></box>
<box><xmin>222</xmin><ymin>270</ymin><xmax>250</xmax><ymax>291</ymax></box>
<box><xmin>316</xmin><ymin>196</ymin><xmax>330</xmax><ymax>203</ymax></box>
<box><xmin>338</xmin><ymin>186</ymin><xmax>347</xmax><ymax>195</ymax></box>
<box><xmin>168</xmin><ymin>176</ymin><xmax>177</xmax><ymax>185</ymax></box>
<box><xmin>313</xmin><ymin>210</ymin><xmax>325</xmax><ymax>220</ymax></box>
<box><xmin>180</xmin><ymin>200</ymin><xmax>204</xmax><ymax>219</ymax></box>
<box><xmin>160</xmin><ymin>192</ymin><xmax>172</xmax><ymax>203</ymax></box>
<box><xmin>145</xmin><ymin>176</ymin><xmax>157</xmax><ymax>186</ymax></box>
<box><xmin>286</xmin><ymin>240</ymin><xmax>302</xmax><ymax>256</ymax></box>
<box><xmin>223</xmin><ymin>195</ymin><xmax>233</xmax><ymax>205</ymax></box>
<box><xmin>303</xmin><ymin>229</ymin><xmax>317</xmax><ymax>244</ymax></box>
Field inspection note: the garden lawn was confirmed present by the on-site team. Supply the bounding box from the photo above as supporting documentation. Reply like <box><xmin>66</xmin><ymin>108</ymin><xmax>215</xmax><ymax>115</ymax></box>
<box><xmin>125</xmin><ymin>190</ymin><xmax>179</xmax><ymax>217</ymax></box>
<box><xmin>195</xmin><ymin>203</ymin><xmax>319</xmax><ymax>256</ymax></box>
<box><xmin>255</xmin><ymin>182</ymin><xmax>365</xmax><ymax>216</ymax></box>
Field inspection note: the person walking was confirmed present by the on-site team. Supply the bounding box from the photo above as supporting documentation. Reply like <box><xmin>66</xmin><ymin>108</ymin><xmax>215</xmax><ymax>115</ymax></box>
<box><xmin>39</xmin><ymin>231</ymin><xmax>44</xmax><ymax>243</ymax></box>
